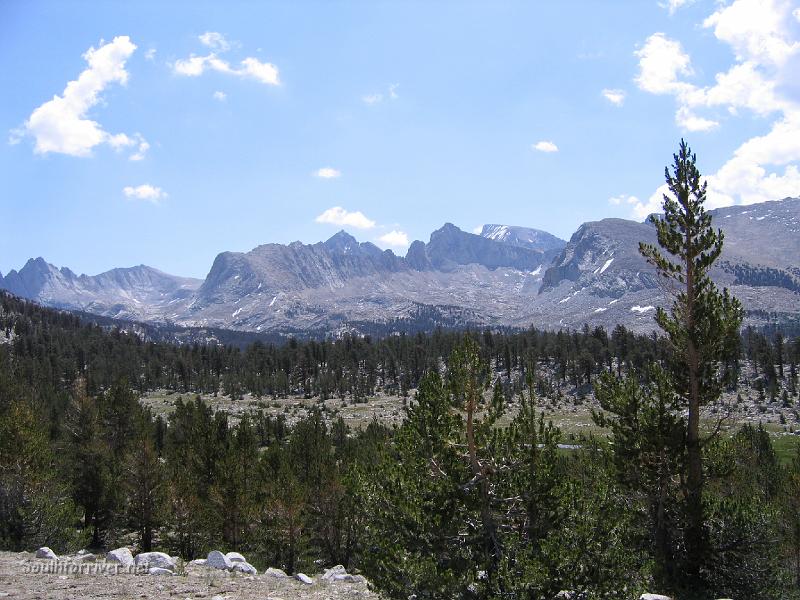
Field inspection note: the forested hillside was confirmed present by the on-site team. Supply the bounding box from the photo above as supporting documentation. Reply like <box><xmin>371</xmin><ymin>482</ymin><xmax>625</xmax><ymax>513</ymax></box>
<box><xmin>2</xmin><ymin>285</ymin><xmax>800</xmax><ymax>598</ymax></box>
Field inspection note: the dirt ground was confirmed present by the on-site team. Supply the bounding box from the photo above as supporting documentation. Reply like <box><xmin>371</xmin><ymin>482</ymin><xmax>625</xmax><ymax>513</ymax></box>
<box><xmin>0</xmin><ymin>552</ymin><xmax>383</xmax><ymax>600</ymax></box>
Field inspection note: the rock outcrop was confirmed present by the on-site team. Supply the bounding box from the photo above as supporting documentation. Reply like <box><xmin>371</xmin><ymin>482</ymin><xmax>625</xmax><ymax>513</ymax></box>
<box><xmin>35</xmin><ymin>547</ymin><xmax>57</xmax><ymax>560</ymax></box>
<box><xmin>133</xmin><ymin>551</ymin><xmax>176</xmax><ymax>572</ymax></box>
<box><xmin>4</xmin><ymin>197</ymin><xmax>799</xmax><ymax>335</ymax></box>
<box><xmin>206</xmin><ymin>550</ymin><xmax>233</xmax><ymax>570</ymax></box>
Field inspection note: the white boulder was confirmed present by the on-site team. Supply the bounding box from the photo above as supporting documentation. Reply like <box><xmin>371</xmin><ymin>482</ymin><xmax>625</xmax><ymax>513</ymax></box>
<box><xmin>35</xmin><ymin>547</ymin><xmax>57</xmax><ymax>560</ymax></box>
<box><xmin>322</xmin><ymin>565</ymin><xmax>348</xmax><ymax>581</ymax></box>
<box><xmin>296</xmin><ymin>572</ymin><xmax>313</xmax><ymax>585</ymax></box>
<box><xmin>149</xmin><ymin>567</ymin><xmax>174</xmax><ymax>576</ymax></box>
<box><xmin>106</xmin><ymin>548</ymin><xmax>134</xmax><ymax>567</ymax></box>
<box><xmin>187</xmin><ymin>558</ymin><xmax>207</xmax><ymax>567</ymax></box>
<box><xmin>206</xmin><ymin>550</ymin><xmax>233</xmax><ymax>570</ymax></box>
<box><xmin>640</xmin><ymin>595</ymin><xmax>673</xmax><ymax>600</ymax></box>
<box><xmin>134</xmin><ymin>551</ymin><xmax>176</xmax><ymax>571</ymax></box>
<box><xmin>225</xmin><ymin>551</ymin><xmax>247</xmax><ymax>564</ymax></box>
<box><xmin>264</xmin><ymin>567</ymin><xmax>290</xmax><ymax>578</ymax></box>
<box><xmin>232</xmin><ymin>562</ymin><xmax>257</xmax><ymax>575</ymax></box>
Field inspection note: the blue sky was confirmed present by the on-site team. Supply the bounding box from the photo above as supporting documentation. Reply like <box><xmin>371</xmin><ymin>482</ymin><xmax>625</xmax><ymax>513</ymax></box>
<box><xmin>1</xmin><ymin>0</ymin><xmax>799</xmax><ymax>278</ymax></box>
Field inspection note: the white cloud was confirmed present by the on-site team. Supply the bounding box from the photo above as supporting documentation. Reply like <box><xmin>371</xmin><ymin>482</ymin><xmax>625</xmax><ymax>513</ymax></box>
<box><xmin>602</xmin><ymin>88</ymin><xmax>626</xmax><ymax>106</ymax></box>
<box><xmin>362</xmin><ymin>84</ymin><xmax>400</xmax><ymax>105</ymax></box>
<box><xmin>636</xmin><ymin>2</ymin><xmax>798</xmax><ymax>131</ymax></box>
<box><xmin>238</xmin><ymin>57</ymin><xmax>280</xmax><ymax>85</ymax></box>
<box><xmin>173</xmin><ymin>35</ymin><xmax>280</xmax><ymax>86</ymax></box>
<box><xmin>174</xmin><ymin>54</ymin><xmax>280</xmax><ymax>85</ymax></box>
<box><xmin>314</xmin><ymin>167</ymin><xmax>341</xmax><ymax>179</ymax></box>
<box><xmin>795</xmin><ymin>7</ymin><xmax>800</xmax><ymax>22</ymax></box>
<box><xmin>315</xmin><ymin>206</ymin><xmax>375</xmax><ymax>229</ymax></box>
<box><xmin>144</xmin><ymin>48</ymin><xmax>156</xmax><ymax>61</ymax></box>
<box><xmin>675</xmin><ymin>106</ymin><xmax>719</xmax><ymax>131</ymax></box>
<box><xmin>705</xmin><ymin>111</ymin><xmax>800</xmax><ymax>206</ymax></box>
<box><xmin>128</xmin><ymin>134</ymin><xmax>150</xmax><ymax>161</ymax></box>
<box><xmin>173</xmin><ymin>53</ymin><xmax>280</xmax><ymax>85</ymax></box>
<box><xmin>362</xmin><ymin>93</ymin><xmax>383</xmax><ymax>105</ymax></box>
<box><xmin>377</xmin><ymin>230</ymin><xmax>410</xmax><ymax>248</ymax></box>
<box><xmin>635</xmin><ymin>33</ymin><xmax>694</xmax><ymax>95</ymax></box>
<box><xmin>19</xmin><ymin>36</ymin><xmax>144</xmax><ymax>157</ymax></box>
<box><xmin>199</xmin><ymin>31</ymin><xmax>231</xmax><ymax>52</ymax></box>
<box><xmin>703</xmin><ymin>0</ymin><xmax>798</xmax><ymax>67</ymax></box>
<box><xmin>213</xmin><ymin>90</ymin><xmax>227</xmax><ymax>101</ymax></box>
<box><xmin>632</xmin><ymin>0</ymin><xmax>800</xmax><ymax>216</ymax></box>
<box><xmin>533</xmin><ymin>140</ymin><xmax>559</xmax><ymax>153</ymax></box>
<box><xmin>608</xmin><ymin>194</ymin><xmax>640</xmax><ymax>206</ymax></box>
<box><xmin>173</xmin><ymin>55</ymin><xmax>207</xmax><ymax>76</ymax></box>
<box><xmin>610</xmin><ymin>193</ymin><xmax>667</xmax><ymax>221</ymax></box>
<box><xmin>123</xmin><ymin>184</ymin><xmax>166</xmax><ymax>203</ymax></box>
<box><xmin>660</xmin><ymin>0</ymin><xmax>696</xmax><ymax>15</ymax></box>
<box><xmin>8</xmin><ymin>127</ymin><xmax>24</xmax><ymax>145</ymax></box>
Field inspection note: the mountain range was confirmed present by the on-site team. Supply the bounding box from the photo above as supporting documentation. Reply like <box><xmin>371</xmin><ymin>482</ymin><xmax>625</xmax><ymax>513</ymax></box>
<box><xmin>2</xmin><ymin>197</ymin><xmax>798</xmax><ymax>336</ymax></box>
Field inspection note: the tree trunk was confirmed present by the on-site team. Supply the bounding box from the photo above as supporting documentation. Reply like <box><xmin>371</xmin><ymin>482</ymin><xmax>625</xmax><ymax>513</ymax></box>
<box><xmin>465</xmin><ymin>385</ymin><xmax>501</xmax><ymax>564</ymax></box>
<box><xmin>684</xmin><ymin>247</ymin><xmax>705</xmax><ymax>582</ymax></box>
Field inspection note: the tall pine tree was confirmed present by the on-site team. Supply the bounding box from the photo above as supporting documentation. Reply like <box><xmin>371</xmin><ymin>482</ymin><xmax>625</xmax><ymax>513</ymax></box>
<box><xmin>639</xmin><ymin>139</ymin><xmax>743</xmax><ymax>589</ymax></box>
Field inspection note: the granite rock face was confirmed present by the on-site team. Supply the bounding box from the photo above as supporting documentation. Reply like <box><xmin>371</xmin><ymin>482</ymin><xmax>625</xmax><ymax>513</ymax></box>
<box><xmin>3</xmin><ymin>198</ymin><xmax>799</xmax><ymax>335</ymax></box>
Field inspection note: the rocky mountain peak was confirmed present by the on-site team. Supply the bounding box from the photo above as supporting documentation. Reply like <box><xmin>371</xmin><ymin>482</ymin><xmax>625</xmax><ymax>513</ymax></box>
<box><xmin>324</xmin><ymin>230</ymin><xmax>359</xmax><ymax>253</ymax></box>
<box><xmin>3</xmin><ymin>197</ymin><xmax>798</xmax><ymax>334</ymax></box>
<box><xmin>480</xmin><ymin>224</ymin><xmax>566</xmax><ymax>252</ymax></box>
<box><xmin>426</xmin><ymin>223</ymin><xmax>545</xmax><ymax>272</ymax></box>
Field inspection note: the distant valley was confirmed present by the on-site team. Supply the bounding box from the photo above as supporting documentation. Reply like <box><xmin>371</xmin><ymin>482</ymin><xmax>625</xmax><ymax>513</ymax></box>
<box><xmin>2</xmin><ymin>197</ymin><xmax>799</xmax><ymax>337</ymax></box>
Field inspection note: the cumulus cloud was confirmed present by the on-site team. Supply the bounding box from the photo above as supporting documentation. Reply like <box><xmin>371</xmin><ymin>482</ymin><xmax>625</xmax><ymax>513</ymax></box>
<box><xmin>602</xmin><ymin>88</ymin><xmax>626</xmax><ymax>106</ymax></box>
<box><xmin>19</xmin><ymin>36</ymin><xmax>145</xmax><ymax>158</ymax></box>
<box><xmin>636</xmin><ymin>2</ymin><xmax>798</xmax><ymax>130</ymax></box>
<box><xmin>314</xmin><ymin>167</ymin><xmax>341</xmax><ymax>179</ymax></box>
<box><xmin>611</xmin><ymin>191</ymin><xmax>665</xmax><ymax>221</ymax></box>
<box><xmin>660</xmin><ymin>0</ymin><xmax>696</xmax><ymax>15</ymax></box>
<box><xmin>144</xmin><ymin>48</ymin><xmax>156</xmax><ymax>61</ymax></box>
<box><xmin>533</xmin><ymin>140</ymin><xmax>559</xmax><ymax>153</ymax></box>
<box><xmin>128</xmin><ymin>134</ymin><xmax>150</xmax><ymax>161</ymax></box>
<box><xmin>174</xmin><ymin>54</ymin><xmax>280</xmax><ymax>85</ymax></box>
<box><xmin>362</xmin><ymin>83</ymin><xmax>400</xmax><ymax>105</ymax></box>
<box><xmin>632</xmin><ymin>0</ymin><xmax>800</xmax><ymax>217</ymax></box>
<box><xmin>675</xmin><ymin>106</ymin><xmax>718</xmax><ymax>132</ymax></box>
<box><xmin>315</xmin><ymin>207</ymin><xmax>375</xmax><ymax>229</ymax></box>
<box><xmin>199</xmin><ymin>31</ymin><xmax>231</xmax><ymax>52</ymax></box>
<box><xmin>635</xmin><ymin>33</ymin><xmax>694</xmax><ymax>96</ymax></box>
<box><xmin>173</xmin><ymin>33</ymin><xmax>280</xmax><ymax>86</ymax></box>
<box><xmin>238</xmin><ymin>57</ymin><xmax>280</xmax><ymax>85</ymax></box>
<box><xmin>213</xmin><ymin>90</ymin><xmax>227</xmax><ymax>101</ymax></box>
<box><xmin>377</xmin><ymin>230</ymin><xmax>410</xmax><ymax>248</ymax></box>
<box><xmin>123</xmin><ymin>184</ymin><xmax>166</xmax><ymax>203</ymax></box>
<box><xmin>703</xmin><ymin>0</ymin><xmax>798</xmax><ymax>66</ymax></box>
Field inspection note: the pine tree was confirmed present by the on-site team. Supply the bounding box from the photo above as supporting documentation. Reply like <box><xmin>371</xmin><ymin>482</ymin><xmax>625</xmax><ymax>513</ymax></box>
<box><xmin>125</xmin><ymin>427</ymin><xmax>164</xmax><ymax>552</ymax></box>
<box><xmin>447</xmin><ymin>336</ymin><xmax>502</xmax><ymax>568</ymax></box>
<box><xmin>65</xmin><ymin>378</ymin><xmax>113</xmax><ymax>548</ymax></box>
<box><xmin>593</xmin><ymin>366</ymin><xmax>685</xmax><ymax>587</ymax></box>
<box><xmin>639</xmin><ymin>139</ymin><xmax>744</xmax><ymax>588</ymax></box>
